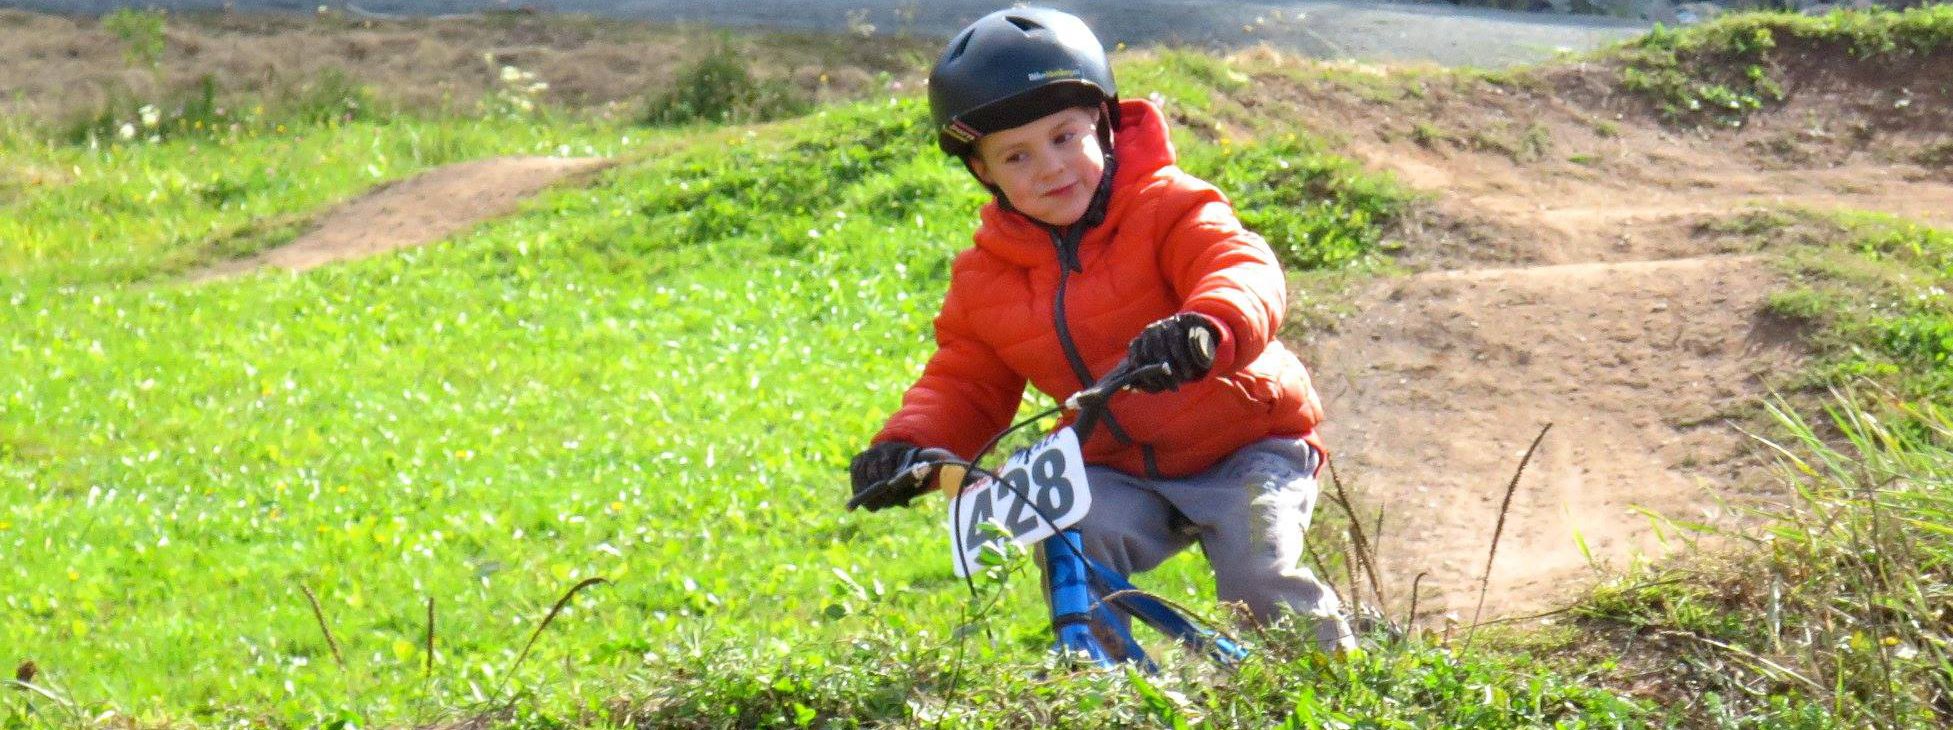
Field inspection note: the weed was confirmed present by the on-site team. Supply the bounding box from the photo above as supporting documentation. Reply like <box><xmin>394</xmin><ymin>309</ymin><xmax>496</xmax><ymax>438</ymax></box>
<box><xmin>1914</xmin><ymin>140</ymin><xmax>1953</xmax><ymax>168</ymax></box>
<box><xmin>643</xmin><ymin>38</ymin><xmax>812</xmax><ymax>126</ymax></box>
<box><xmin>1703</xmin><ymin>207</ymin><xmax>1799</xmax><ymax>237</ymax></box>
<box><xmin>101</xmin><ymin>7</ymin><xmax>166</xmax><ymax>69</ymax></box>
<box><xmin>61</xmin><ymin>69</ymin><xmax>378</xmax><ymax>146</ymax></box>
<box><xmin>1521</xmin><ymin>123</ymin><xmax>1552</xmax><ymax>162</ymax></box>
<box><xmin>1410</xmin><ymin>121</ymin><xmax>1450</xmax><ymax>148</ymax></box>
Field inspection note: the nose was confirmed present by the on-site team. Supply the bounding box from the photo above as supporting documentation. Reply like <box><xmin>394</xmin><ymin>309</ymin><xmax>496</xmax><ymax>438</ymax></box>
<box><xmin>1033</xmin><ymin>150</ymin><xmax>1067</xmax><ymax>182</ymax></box>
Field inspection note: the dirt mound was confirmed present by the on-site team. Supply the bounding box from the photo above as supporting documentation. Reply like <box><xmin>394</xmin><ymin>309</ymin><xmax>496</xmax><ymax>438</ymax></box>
<box><xmin>191</xmin><ymin>155</ymin><xmax>610</xmax><ymax>281</ymax></box>
<box><xmin>1259</xmin><ymin>48</ymin><xmax>1953</xmax><ymax>621</ymax></box>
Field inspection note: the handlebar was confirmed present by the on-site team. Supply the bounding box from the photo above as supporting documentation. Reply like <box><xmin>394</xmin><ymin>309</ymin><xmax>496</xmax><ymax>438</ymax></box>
<box><xmin>1067</xmin><ymin>323</ymin><xmax>1211</xmax><ymax>412</ymax></box>
<box><xmin>851</xmin><ymin>325</ymin><xmax>1212</xmax><ymax>511</ymax></box>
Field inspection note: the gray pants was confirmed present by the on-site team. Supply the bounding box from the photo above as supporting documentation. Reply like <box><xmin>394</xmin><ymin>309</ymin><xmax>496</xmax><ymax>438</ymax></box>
<box><xmin>1073</xmin><ymin>437</ymin><xmax>1355</xmax><ymax>652</ymax></box>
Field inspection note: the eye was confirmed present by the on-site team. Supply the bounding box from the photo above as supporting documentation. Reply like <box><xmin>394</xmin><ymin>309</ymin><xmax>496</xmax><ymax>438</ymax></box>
<box><xmin>1053</xmin><ymin>131</ymin><xmax>1078</xmax><ymax>146</ymax></box>
<box><xmin>1003</xmin><ymin>151</ymin><xmax>1028</xmax><ymax>165</ymax></box>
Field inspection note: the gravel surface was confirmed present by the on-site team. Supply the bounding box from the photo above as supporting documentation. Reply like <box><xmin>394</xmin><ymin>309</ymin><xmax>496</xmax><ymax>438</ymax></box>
<box><xmin>10</xmin><ymin>0</ymin><xmax>1653</xmax><ymax>67</ymax></box>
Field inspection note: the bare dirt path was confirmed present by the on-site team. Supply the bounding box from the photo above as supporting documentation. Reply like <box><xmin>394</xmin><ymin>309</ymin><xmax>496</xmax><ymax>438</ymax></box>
<box><xmin>191</xmin><ymin>155</ymin><xmax>610</xmax><ymax>280</ymax></box>
<box><xmin>1312</xmin><ymin>255</ymin><xmax>1800</xmax><ymax>621</ymax></box>
<box><xmin>1282</xmin><ymin>59</ymin><xmax>1953</xmax><ymax>623</ymax></box>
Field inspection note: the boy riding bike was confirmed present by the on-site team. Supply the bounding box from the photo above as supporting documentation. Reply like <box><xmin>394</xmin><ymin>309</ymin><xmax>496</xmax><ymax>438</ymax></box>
<box><xmin>847</xmin><ymin>7</ymin><xmax>1355</xmax><ymax>654</ymax></box>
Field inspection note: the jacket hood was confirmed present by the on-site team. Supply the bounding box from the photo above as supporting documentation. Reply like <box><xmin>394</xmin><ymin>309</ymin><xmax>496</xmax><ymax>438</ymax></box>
<box><xmin>970</xmin><ymin>98</ymin><xmax>1176</xmax><ymax>268</ymax></box>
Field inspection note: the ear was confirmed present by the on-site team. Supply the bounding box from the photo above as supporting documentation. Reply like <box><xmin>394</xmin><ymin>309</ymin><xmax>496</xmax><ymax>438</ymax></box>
<box><xmin>966</xmin><ymin>155</ymin><xmax>993</xmax><ymax>186</ymax></box>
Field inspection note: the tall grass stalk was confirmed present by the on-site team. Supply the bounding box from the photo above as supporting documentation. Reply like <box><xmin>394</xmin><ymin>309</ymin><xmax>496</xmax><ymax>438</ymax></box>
<box><xmin>297</xmin><ymin>582</ymin><xmax>346</xmax><ymax>669</ymax></box>
<box><xmin>502</xmin><ymin>577</ymin><xmax>610</xmax><ymax>692</ymax></box>
<box><xmin>1465</xmin><ymin>422</ymin><xmax>1551</xmax><ymax>648</ymax></box>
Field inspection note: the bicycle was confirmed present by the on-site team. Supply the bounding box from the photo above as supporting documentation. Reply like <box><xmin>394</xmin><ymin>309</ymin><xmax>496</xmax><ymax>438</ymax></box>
<box><xmin>848</xmin><ymin>351</ymin><xmax>1248</xmax><ymax>671</ymax></box>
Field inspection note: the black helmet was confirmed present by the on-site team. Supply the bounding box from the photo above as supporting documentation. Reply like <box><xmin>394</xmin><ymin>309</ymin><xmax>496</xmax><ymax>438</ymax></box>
<box><xmin>928</xmin><ymin>7</ymin><xmax>1119</xmax><ymax>158</ymax></box>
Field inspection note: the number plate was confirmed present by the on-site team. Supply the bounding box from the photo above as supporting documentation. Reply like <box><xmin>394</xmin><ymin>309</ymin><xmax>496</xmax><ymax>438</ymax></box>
<box><xmin>947</xmin><ymin>428</ymin><xmax>1091</xmax><ymax>577</ymax></box>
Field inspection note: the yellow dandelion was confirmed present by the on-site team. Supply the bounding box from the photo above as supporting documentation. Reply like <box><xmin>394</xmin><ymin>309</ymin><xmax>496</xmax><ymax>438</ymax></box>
<box><xmin>610</xmin><ymin>501</ymin><xmax>625</xmax><ymax>512</ymax></box>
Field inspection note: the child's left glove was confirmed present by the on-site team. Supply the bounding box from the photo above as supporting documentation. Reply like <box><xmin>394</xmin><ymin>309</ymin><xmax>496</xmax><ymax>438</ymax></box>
<box><xmin>1126</xmin><ymin>313</ymin><xmax>1220</xmax><ymax>392</ymax></box>
<box><xmin>849</xmin><ymin>441</ymin><xmax>928</xmax><ymax>512</ymax></box>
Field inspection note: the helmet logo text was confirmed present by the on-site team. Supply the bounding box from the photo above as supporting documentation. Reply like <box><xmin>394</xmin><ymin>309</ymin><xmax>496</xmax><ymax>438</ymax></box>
<box><xmin>1027</xmin><ymin>68</ymin><xmax>1081</xmax><ymax>82</ymax></box>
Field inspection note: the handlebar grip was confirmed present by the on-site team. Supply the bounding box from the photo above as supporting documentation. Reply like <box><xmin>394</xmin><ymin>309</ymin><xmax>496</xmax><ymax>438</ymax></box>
<box><xmin>1188</xmin><ymin>326</ymin><xmax>1215</xmax><ymax>369</ymax></box>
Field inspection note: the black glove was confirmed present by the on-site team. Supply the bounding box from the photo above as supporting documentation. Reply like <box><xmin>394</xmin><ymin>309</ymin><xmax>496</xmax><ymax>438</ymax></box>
<box><xmin>848</xmin><ymin>440</ymin><xmax>927</xmax><ymax>512</ymax></box>
<box><xmin>1126</xmin><ymin>313</ymin><xmax>1219</xmax><ymax>393</ymax></box>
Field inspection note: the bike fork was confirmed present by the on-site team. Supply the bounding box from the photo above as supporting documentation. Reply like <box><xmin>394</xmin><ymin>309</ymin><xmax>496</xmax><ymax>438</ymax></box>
<box><xmin>1044</xmin><ymin>530</ymin><xmax>1151</xmax><ymax>670</ymax></box>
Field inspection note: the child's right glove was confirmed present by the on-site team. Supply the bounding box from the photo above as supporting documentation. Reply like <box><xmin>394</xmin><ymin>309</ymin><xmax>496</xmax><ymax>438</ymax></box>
<box><xmin>1126</xmin><ymin>313</ymin><xmax>1220</xmax><ymax>393</ymax></box>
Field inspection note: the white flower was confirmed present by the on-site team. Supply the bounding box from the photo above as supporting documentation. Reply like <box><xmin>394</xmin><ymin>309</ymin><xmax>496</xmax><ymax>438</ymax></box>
<box><xmin>118</xmin><ymin>123</ymin><xmax>137</xmax><ymax>140</ymax></box>
<box><xmin>138</xmin><ymin>105</ymin><xmax>160</xmax><ymax>127</ymax></box>
<box><xmin>501</xmin><ymin>65</ymin><xmax>522</xmax><ymax>83</ymax></box>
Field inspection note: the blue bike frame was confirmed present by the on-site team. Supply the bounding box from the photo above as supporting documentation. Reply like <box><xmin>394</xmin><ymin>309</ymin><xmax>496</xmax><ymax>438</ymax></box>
<box><xmin>1044</xmin><ymin>529</ymin><xmax>1247</xmax><ymax>670</ymax></box>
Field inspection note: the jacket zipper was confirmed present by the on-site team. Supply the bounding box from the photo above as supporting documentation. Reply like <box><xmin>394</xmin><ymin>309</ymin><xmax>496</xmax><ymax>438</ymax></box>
<box><xmin>1049</xmin><ymin>228</ymin><xmax>1162</xmax><ymax>478</ymax></box>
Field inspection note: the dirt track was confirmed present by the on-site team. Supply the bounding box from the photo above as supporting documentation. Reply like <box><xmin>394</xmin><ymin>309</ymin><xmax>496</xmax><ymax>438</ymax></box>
<box><xmin>189</xmin><ymin>156</ymin><xmax>611</xmax><ymax>280</ymax></box>
<box><xmin>1279</xmin><ymin>55</ymin><xmax>1953</xmax><ymax>621</ymax></box>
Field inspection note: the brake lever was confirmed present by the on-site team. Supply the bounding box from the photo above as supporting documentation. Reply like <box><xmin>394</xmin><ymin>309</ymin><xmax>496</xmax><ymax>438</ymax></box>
<box><xmin>1064</xmin><ymin>361</ymin><xmax>1172</xmax><ymax>412</ymax></box>
<box><xmin>1064</xmin><ymin>361</ymin><xmax>1173</xmax><ymax>444</ymax></box>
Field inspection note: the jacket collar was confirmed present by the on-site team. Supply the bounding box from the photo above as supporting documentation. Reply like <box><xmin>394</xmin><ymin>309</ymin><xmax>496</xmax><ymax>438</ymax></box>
<box><xmin>970</xmin><ymin>99</ymin><xmax>1176</xmax><ymax>269</ymax></box>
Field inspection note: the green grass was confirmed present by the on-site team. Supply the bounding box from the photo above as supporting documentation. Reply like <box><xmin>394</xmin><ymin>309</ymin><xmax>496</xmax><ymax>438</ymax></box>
<box><xmin>1753</xmin><ymin>211</ymin><xmax>1953</xmax><ymax>401</ymax></box>
<box><xmin>1573</xmin><ymin>388</ymin><xmax>1953</xmax><ymax>729</ymax></box>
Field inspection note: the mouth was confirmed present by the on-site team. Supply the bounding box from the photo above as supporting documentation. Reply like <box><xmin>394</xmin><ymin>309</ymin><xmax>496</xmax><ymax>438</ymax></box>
<box><xmin>1043</xmin><ymin>182</ymin><xmax>1079</xmax><ymax>198</ymax></box>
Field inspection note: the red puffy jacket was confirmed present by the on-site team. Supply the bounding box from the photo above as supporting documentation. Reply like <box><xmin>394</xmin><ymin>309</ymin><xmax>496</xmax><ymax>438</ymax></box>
<box><xmin>874</xmin><ymin>99</ymin><xmax>1325</xmax><ymax>478</ymax></box>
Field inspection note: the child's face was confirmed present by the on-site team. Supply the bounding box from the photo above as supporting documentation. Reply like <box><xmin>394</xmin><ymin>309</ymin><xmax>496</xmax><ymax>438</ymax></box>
<box><xmin>969</xmin><ymin>106</ymin><xmax>1105</xmax><ymax>227</ymax></box>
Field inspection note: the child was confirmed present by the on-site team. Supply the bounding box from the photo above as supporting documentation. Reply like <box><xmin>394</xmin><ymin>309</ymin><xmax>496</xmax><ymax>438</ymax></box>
<box><xmin>848</xmin><ymin>7</ymin><xmax>1354</xmax><ymax>653</ymax></box>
